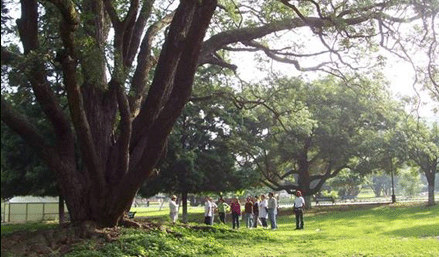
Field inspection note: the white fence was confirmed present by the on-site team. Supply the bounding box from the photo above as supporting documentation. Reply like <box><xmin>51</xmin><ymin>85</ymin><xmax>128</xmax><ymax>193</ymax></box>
<box><xmin>1</xmin><ymin>202</ymin><xmax>68</xmax><ymax>223</ymax></box>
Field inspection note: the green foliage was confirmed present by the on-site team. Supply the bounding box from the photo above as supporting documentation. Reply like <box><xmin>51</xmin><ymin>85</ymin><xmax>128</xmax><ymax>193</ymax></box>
<box><xmin>233</xmin><ymin>74</ymin><xmax>400</xmax><ymax>195</ymax></box>
<box><xmin>326</xmin><ymin>169</ymin><xmax>365</xmax><ymax>198</ymax></box>
<box><xmin>1</xmin><ymin>123</ymin><xmax>58</xmax><ymax>199</ymax></box>
<box><xmin>139</xmin><ymin>64</ymin><xmax>261</xmax><ymax>197</ymax></box>
<box><xmin>397</xmin><ymin>168</ymin><xmax>423</xmax><ymax>197</ymax></box>
<box><xmin>64</xmin><ymin>225</ymin><xmax>272</xmax><ymax>257</ymax></box>
<box><xmin>139</xmin><ymin>95</ymin><xmax>259</xmax><ymax>197</ymax></box>
<box><xmin>366</xmin><ymin>173</ymin><xmax>394</xmax><ymax>197</ymax></box>
<box><xmin>319</xmin><ymin>190</ymin><xmax>339</xmax><ymax>199</ymax></box>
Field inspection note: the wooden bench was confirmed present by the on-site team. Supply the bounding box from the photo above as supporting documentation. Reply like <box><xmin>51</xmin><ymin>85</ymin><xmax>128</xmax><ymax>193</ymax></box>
<box><xmin>314</xmin><ymin>196</ymin><xmax>335</xmax><ymax>205</ymax></box>
<box><xmin>127</xmin><ymin>211</ymin><xmax>137</xmax><ymax>219</ymax></box>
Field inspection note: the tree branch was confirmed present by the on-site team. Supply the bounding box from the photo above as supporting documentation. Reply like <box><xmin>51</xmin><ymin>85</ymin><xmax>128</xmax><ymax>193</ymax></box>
<box><xmin>50</xmin><ymin>0</ymin><xmax>106</xmax><ymax>190</ymax></box>
<box><xmin>106</xmin><ymin>80</ymin><xmax>132</xmax><ymax>183</ymax></box>
<box><xmin>103</xmin><ymin>0</ymin><xmax>121</xmax><ymax>28</ymax></box>
<box><xmin>243</xmin><ymin>40</ymin><xmax>332</xmax><ymax>71</ymax></box>
<box><xmin>198</xmin><ymin>53</ymin><xmax>238</xmax><ymax>71</ymax></box>
<box><xmin>1</xmin><ymin>97</ymin><xmax>48</xmax><ymax>152</ymax></box>
<box><xmin>279</xmin><ymin>0</ymin><xmax>310</xmax><ymax>24</ymax></box>
<box><xmin>129</xmin><ymin>12</ymin><xmax>175</xmax><ymax>118</ymax></box>
<box><xmin>129</xmin><ymin>0</ymin><xmax>218</xmax><ymax>179</ymax></box>
<box><xmin>124</xmin><ymin>0</ymin><xmax>155</xmax><ymax>68</ymax></box>
<box><xmin>17</xmin><ymin>0</ymin><xmax>74</xmax><ymax>150</ymax></box>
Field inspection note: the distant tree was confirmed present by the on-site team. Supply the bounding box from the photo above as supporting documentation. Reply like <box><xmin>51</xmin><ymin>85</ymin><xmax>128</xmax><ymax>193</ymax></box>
<box><xmin>325</xmin><ymin>169</ymin><xmax>365</xmax><ymax>199</ymax></box>
<box><xmin>397</xmin><ymin>168</ymin><xmax>423</xmax><ymax>197</ymax></box>
<box><xmin>363</xmin><ymin>116</ymin><xmax>438</xmax><ymax>205</ymax></box>
<box><xmin>232</xmin><ymin>75</ymin><xmax>399</xmax><ymax>206</ymax></box>
<box><xmin>366</xmin><ymin>174</ymin><xmax>394</xmax><ymax>197</ymax></box>
<box><xmin>402</xmin><ymin>121</ymin><xmax>438</xmax><ymax>205</ymax></box>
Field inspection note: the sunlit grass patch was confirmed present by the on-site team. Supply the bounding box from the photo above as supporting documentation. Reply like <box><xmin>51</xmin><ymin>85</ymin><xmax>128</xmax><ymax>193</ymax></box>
<box><xmin>224</xmin><ymin>203</ymin><xmax>439</xmax><ymax>257</ymax></box>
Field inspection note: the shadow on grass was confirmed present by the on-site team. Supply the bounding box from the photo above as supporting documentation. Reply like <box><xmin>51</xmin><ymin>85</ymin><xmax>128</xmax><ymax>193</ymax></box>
<box><xmin>384</xmin><ymin>224</ymin><xmax>439</xmax><ymax>238</ymax></box>
<box><xmin>305</xmin><ymin>203</ymin><xmax>437</xmax><ymax>221</ymax></box>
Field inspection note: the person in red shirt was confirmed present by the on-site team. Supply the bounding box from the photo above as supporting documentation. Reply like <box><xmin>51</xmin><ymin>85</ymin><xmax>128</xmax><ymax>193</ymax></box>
<box><xmin>230</xmin><ymin>197</ymin><xmax>241</xmax><ymax>229</ymax></box>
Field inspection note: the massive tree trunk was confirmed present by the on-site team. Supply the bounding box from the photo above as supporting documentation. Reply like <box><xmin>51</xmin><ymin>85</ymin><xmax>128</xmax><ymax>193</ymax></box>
<box><xmin>68</xmin><ymin>0</ymin><xmax>216</xmax><ymax>227</ymax></box>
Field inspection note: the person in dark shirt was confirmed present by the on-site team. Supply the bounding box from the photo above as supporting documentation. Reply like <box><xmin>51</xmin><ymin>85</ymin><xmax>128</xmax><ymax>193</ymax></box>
<box><xmin>252</xmin><ymin>196</ymin><xmax>260</xmax><ymax>228</ymax></box>
<box><xmin>244</xmin><ymin>197</ymin><xmax>254</xmax><ymax>228</ymax></box>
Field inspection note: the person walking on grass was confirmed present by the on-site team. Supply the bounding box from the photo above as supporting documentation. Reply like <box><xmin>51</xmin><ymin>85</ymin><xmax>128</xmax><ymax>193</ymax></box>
<box><xmin>230</xmin><ymin>197</ymin><xmax>241</xmax><ymax>229</ymax></box>
<box><xmin>169</xmin><ymin>195</ymin><xmax>179</xmax><ymax>223</ymax></box>
<box><xmin>293</xmin><ymin>190</ymin><xmax>306</xmax><ymax>230</ymax></box>
<box><xmin>244</xmin><ymin>197</ymin><xmax>254</xmax><ymax>228</ymax></box>
<box><xmin>267</xmin><ymin>192</ymin><xmax>277</xmax><ymax>230</ymax></box>
<box><xmin>218</xmin><ymin>198</ymin><xmax>230</xmax><ymax>224</ymax></box>
<box><xmin>259</xmin><ymin>194</ymin><xmax>268</xmax><ymax>228</ymax></box>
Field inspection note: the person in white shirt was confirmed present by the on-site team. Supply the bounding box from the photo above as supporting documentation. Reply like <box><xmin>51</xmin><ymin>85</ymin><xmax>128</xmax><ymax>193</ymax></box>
<box><xmin>258</xmin><ymin>194</ymin><xmax>268</xmax><ymax>228</ymax></box>
<box><xmin>210</xmin><ymin>200</ymin><xmax>217</xmax><ymax>225</ymax></box>
<box><xmin>169</xmin><ymin>195</ymin><xmax>179</xmax><ymax>223</ymax></box>
<box><xmin>293</xmin><ymin>190</ymin><xmax>305</xmax><ymax>229</ymax></box>
<box><xmin>267</xmin><ymin>192</ymin><xmax>277</xmax><ymax>229</ymax></box>
<box><xmin>204</xmin><ymin>196</ymin><xmax>214</xmax><ymax>225</ymax></box>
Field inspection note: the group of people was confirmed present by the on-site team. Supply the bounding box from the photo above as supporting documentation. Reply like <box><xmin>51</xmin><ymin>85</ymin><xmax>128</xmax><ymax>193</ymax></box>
<box><xmin>169</xmin><ymin>191</ymin><xmax>306</xmax><ymax>230</ymax></box>
<box><xmin>209</xmin><ymin>195</ymin><xmax>271</xmax><ymax>229</ymax></box>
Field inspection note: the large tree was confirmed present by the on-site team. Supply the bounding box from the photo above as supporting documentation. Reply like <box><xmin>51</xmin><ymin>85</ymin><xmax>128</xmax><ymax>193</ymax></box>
<box><xmin>1</xmin><ymin>0</ymin><xmax>435</xmax><ymax>227</ymax></box>
<box><xmin>1</xmin><ymin>0</ymin><xmax>217</xmax><ymax>227</ymax></box>
<box><xmin>233</xmin><ymin>75</ymin><xmax>401</xmax><ymax>205</ymax></box>
<box><xmin>402</xmin><ymin>120</ymin><xmax>438</xmax><ymax>205</ymax></box>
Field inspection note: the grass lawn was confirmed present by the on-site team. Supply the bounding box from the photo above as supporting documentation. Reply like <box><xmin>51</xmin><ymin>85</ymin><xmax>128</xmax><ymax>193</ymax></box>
<box><xmin>230</xmin><ymin>203</ymin><xmax>439</xmax><ymax>257</ymax></box>
<box><xmin>2</xmin><ymin>203</ymin><xmax>438</xmax><ymax>257</ymax></box>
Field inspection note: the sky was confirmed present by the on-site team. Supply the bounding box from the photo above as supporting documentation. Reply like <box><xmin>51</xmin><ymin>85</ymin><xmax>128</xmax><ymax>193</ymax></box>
<box><xmin>384</xmin><ymin>60</ymin><xmax>437</xmax><ymax>121</ymax></box>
